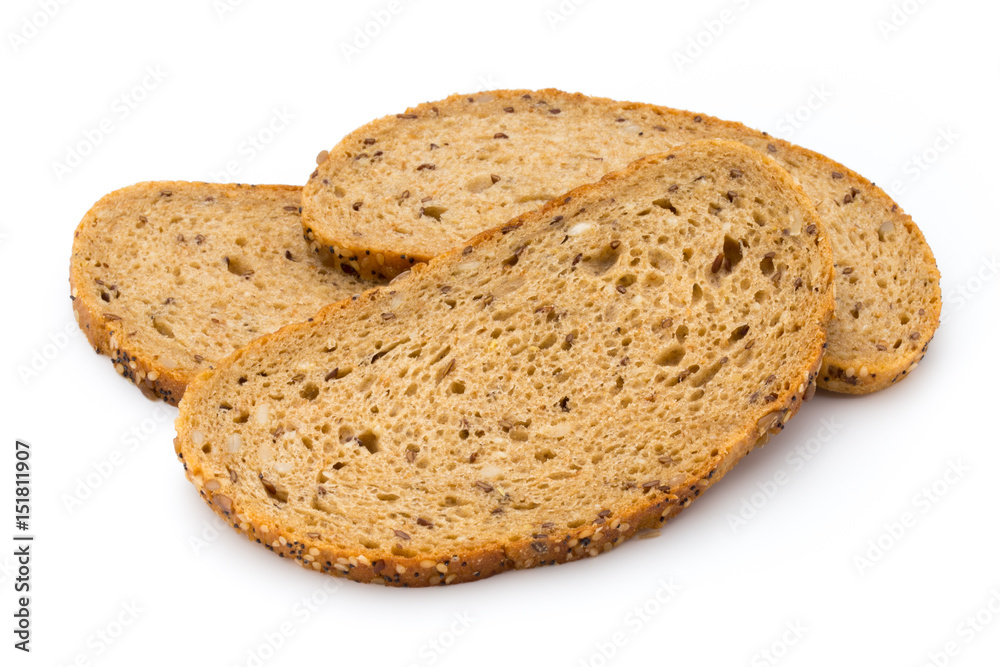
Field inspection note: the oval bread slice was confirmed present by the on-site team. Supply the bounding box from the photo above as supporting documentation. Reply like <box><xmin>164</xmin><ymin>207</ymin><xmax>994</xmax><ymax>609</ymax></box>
<box><xmin>70</xmin><ymin>182</ymin><xmax>368</xmax><ymax>404</ymax></box>
<box><xmin>302</xmin><ymin>89</ymin><xmax>940</xmax><ymax>394</ymax></box>
<box><xmin>177</xmin><ymin>141</ymin><xmax>834</xmax><ymax>586</ymax></box>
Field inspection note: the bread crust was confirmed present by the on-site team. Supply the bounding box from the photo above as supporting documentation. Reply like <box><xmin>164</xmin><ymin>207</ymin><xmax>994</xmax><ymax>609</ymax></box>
<box><xmin>302</xmin><ymin>88</ymin><xmax>939</xmax><ymax>394</ymax></box>
<box><xmin>69</xmin><ymin>181</ymin><xmax>354</xmax><ymax>405</ymax></box>
<box><xmin>178</xmin><ymin>142</ymin><xmax>835</xmax><ymax>587</ymax></box>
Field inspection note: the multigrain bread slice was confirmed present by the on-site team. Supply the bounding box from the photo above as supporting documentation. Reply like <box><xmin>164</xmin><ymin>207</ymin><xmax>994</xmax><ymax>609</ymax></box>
<box><xmin>301</xmin><ymin>89</ymin><xmax>940</xmax><ymax>394</ymax></box>
<box><xmin>70</xmin><ymin>182</ymin><xmax>369</xmax><ymax>404</ymax></box>
<box><xmin>176</xmin><ymin>141</ymin><xmax>835</xmax><ymax>587</ymax></box>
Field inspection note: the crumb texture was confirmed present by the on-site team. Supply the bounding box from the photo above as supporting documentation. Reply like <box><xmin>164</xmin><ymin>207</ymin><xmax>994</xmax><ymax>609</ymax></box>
<box><xmin>179</xmin><ymin>141</ymin><xmax>834</xmax><ymax>586</ymax></box>
<box><xmin>70</xmin><ymin>182</ymin><xmax>368</xmax><ymax>403</ymax></box>
<box><xmin>302</xmin><ymin>89</ymin><xmax>940</xmax><ymax>393</ymax></box>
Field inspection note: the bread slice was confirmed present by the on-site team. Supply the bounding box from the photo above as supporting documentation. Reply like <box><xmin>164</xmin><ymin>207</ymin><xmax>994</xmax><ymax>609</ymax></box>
<box><xmin>176</xmin><ymin>140</ymin><xmax>835</xmax><ymax>587</ymax></box>
<box><xmin>301</xmin><ymin>89</ymin><xmax>940</xmax><ymax>394</ymax></box>
<box><xmin>70</xmin><ymin>182</ymin><xmax>369</xmax><ymax>404</ymax></box>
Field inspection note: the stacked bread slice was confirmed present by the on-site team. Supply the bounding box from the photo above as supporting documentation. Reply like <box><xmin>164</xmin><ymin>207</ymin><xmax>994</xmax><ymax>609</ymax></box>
<box><xmin>175</xmin><ymin>141</ymin><xmax>834</xmax><ymax>585</ymax></box>
<box><xmin>70</xmin><ymin>182</ymin><xmax>367</xmax><ymax>404</ymax></box>
<box><xmin>301</xmin><ymin>90</ymin><xmax>940</xmax><ymax>394</ymax></box>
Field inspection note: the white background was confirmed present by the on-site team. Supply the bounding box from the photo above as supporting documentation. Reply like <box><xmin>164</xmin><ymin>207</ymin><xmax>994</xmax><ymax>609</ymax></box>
<box><xmin>1</xmin><ymin>1</ymin><xmax>998</xmax><ymax>665</ymax></box>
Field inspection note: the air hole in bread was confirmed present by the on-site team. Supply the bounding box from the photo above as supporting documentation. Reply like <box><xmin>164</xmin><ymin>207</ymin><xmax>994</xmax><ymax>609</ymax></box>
<box><xmin>618</xmin><ymin>274</ymin><xmax>637</xmax><ymax>289</ymax></box>
<box><xmin>723</xmin><ymin>236</ymin><xmax>744</xmax><ymax>269</ymax></box>
<box><xmin>326</xmin><ymin>367</ymin><xmax>353</xmax><ymax>381</ymax></box>
<box><xmin>225</xmin><ymin>256</ymin><xmax>253</xmax><ymax>277</ymax></box>
<box><xmin>728</xmin><ymin>324</ymin><xmax>750</xmax><ymax>345</ymax></box>
<box><xmin>372</xmin><ymin>340</ymin><xmax>408</xmax><ymax>365</ymax></box>
<box><xmin>535</xmin><ymin>448</ymin><xmax>556</xmax><ymax>462</ymax></box>
<box><xmin>152</xmin><ymin>316</ymin><xmax>174</xmax><ymax>338</ymax></box>
<box><xmin>652</xmin><ymin>197</ymin><xmax>679</xmax><ymax>215</ymax></box>
<box><xmin>429</xmin><ymin>345</ymin><xmax>452</xmax><ymax>366</ymax></box>
<box><xmin>357</xmin><ymin>430</ymin><xmax>380</xmax><ymax>454</ymax></box>
<box><xmin>691</xmin><ymin>356</ymin><xmax>728</xmax><ymax>388</ymax></box>
<box><xmin>655</xmin><ymin>344</ymin><xmax>685</xmax><ymax>366</ymax></box>
<box><xmin>582</xmin><ymin>244</ymin><xmax>622</xmax><ymax>276</ymax></box>
<box><xmin>516</xmin><ymin>193</ymin><xmax>555</xmax><ymax>204</ymax></box>
<box><xmin>422</xmin><ymin>206</ymin><xmax>448</xmax><ymax>221</ymax></box>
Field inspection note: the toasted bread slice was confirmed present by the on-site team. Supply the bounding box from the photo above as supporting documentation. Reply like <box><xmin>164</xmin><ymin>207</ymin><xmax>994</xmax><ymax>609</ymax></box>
<box><xmin>177</xmin><ymin>141</ymin><xmax>834</xmax><ymax>586</ymax></box>
<box><xmin>70</xmin><ymin>182</ymin><xmax>368</xmax><ymax>404</ymax></box>
<box><xmin>302</xmin><ymin>89</ymin><xmax>939</xmax><ymax>393</ymax></box>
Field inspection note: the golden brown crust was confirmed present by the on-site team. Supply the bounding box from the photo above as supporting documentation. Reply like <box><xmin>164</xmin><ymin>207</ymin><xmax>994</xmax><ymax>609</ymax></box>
<box><xmin>302</xmin><ymin>88</ymin><xmax>939</xmax><ymax>395</ymax></box>
<box><xmin>734</xmin><ymin>128</ymin><xmax>940</xmax><ymax>395</ymax></box>
<box><xmin>179</xmin><ymin>142</ymin><xmax>835</xmax><ymax>586</ymax></box>
<box><xmin>70</xmin><ymin>181</ymin><xmax>366</xmax><ymax>404</ymax></box>
<box><xmin>68</xmin><ymin>182</ymin><xmax>215</xmax><ymax>404</ymax></box>
<box><xmin>70</xmin><ymin>297</ymin><xmax>189</xmax><ymax>404</ymax></box>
